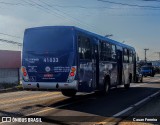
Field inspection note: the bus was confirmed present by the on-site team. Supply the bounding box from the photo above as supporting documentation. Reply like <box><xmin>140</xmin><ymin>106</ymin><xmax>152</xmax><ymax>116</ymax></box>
<box><xmin>22</xmin><ymin>26</ymin><xmax>136</xmax><ymax>97</ymax></box>
<box><xmin>140</xmin><ymin>65</ymin><xmax>155</xmax><ymax>77</ymax></box>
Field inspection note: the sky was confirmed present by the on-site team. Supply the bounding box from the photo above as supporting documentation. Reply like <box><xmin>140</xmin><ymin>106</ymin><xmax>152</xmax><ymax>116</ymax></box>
<box><xmin>0</xmin><ymin>0</ymin><xmax>160</xmax><ymax>60</ymax></box>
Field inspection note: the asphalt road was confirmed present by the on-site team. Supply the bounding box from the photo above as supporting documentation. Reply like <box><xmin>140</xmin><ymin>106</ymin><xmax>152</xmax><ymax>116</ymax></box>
<box><xmin>0</xmin><ymin>75</ymin><xmax>160</xmax><ymax>125</ymax></box>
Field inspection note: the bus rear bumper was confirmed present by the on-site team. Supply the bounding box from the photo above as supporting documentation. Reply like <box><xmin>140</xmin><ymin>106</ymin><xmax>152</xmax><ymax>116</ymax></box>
<box><xmin>22</xmin><ymin>80</ymin><xmax>78</xmax><ymax>90</ymax></box>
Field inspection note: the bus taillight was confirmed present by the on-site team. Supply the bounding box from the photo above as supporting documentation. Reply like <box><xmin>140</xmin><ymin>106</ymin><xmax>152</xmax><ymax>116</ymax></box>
<box><xmin>23</xmin><ymin>72</ymin><xmax>27</xmax><ymax>77</ymax></box>
<box><xmin>21</xmin><ymin>67</ymin><xmax>27</xmax><ymax>76</ymax></box>
<box><xmin>70</xmin><ymin>72</ymin><xmax>75</xmax><ymax>77</ymax></box>
<box><xmin>69</xmin><ymin>66</ymin><xmax>76</xmax><ymax>77</ymax></box>
<box><xmin>21</xmin><ymin>66</ymin><xmax>29</xmax><ymax>81</ymax></box>
<box><xmin>68</xmin><ymin>66</ymin><xmax>76</xmax><ymax>82</ymax></box>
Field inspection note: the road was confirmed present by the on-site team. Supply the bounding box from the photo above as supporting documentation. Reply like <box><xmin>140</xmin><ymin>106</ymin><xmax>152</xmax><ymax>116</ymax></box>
<box><xmin>0</xmin><ymin>75</ymin><xmax>160</xmax><ymax>125</ymax></box>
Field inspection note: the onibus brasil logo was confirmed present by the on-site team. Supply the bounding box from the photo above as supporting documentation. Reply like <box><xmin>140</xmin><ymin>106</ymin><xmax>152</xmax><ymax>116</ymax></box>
<box><xmin>1</xmin><ymin>117</ymin><xmax>42</xmax><ymax>123</ymax></box>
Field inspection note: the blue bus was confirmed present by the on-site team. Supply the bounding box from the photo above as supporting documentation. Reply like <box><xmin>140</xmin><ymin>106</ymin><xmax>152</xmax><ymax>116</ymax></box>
<box><xmin>140</xmin><ymin>65</ymin><xmax>155</xmax><ymax>77</ymax></box>
<box><xmin>22</xmin><ymin>26</ymin><xmax>136</xmax><ymax>97</ymax></box>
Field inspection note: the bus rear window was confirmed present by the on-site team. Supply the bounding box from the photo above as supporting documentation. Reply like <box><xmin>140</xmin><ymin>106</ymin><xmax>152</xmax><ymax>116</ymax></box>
<box><xmin>23</xmin><ymin>28</ymin><xmax>74</xmax><ymax>52</ymax></box>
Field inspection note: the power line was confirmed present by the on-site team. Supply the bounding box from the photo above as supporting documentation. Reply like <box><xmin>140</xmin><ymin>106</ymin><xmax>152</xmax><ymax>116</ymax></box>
<box><xmin>23</xmin><ymin>0</ymin><xmax>76</xmax><ymax>24</ymax></box>
<box><xmin>0</xmin><ymin>1</ymin><xmax>27</xmax><ymax>6</ymax></box>
<box><xmin>1</xmin><ymin>0</ymin><xmax>107</xmax><ymax>39</ymax></box>
<box><xmin>37</xmin><ymin>0</ymin><xmax>98</xmax><ymax>30</ymax></box>
<box><xmin>98</xmin><ymin>0</ymin><xmax>160</xmax><ymax>9</ymax></box>
<box><xmin>23</xmin><ymin>0</ymin><xmax>78</xmax><ymax>26</ymax></box>
<box><xmin>24</xmin><ymin>0</ymin><xmax>97</xmax><ymax>31</ymax></box>
<box><xmin>1</xmin><ymin>1</ymin><xmax>160</xmax><ymax>11</ymax></box>
<box><xmin>0</xmin><ymin>33</ymin><xmax>22</xmax><ymax>39</ymax></box>
<box><xmin>35</xmin><ymin>0</ymin><xmax>100</xmax><ymax>32</ymax></box>
<box><xmin>26</xmin><ymin>0</ymin><xmax>90</xmax><ymax>28</ymax></box>
<box><xmin>50</xmin><ymin>5</ymin><xmax>160</xmax><ymax>10</ymax></box>
<box><xmin>0</xmin><ymin>38</ymin><xmax>22</xmax><ymax>46</ymax></box>
<box><xmin>141</xmin><ymin>0</ymin><xmax>160</xmax><ymax>2</ymax></box>
<box><xmin>23</xmin><ymin>0</ymin><xmax>75</xmax><ymax>25</ymax></box>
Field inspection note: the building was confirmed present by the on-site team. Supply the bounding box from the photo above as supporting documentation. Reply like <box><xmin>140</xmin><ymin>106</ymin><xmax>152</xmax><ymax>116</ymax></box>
<box><xmin>0</xmin><ymin>50</ymin><xmax>21</xmax><ymax>87</ymax></box>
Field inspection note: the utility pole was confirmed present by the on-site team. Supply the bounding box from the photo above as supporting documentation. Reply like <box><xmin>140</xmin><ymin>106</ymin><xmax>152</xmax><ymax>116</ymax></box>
<box><xmin>137</xmin><ymin>54</ymin><xmax>139</xmax><ymax>61</ymax></box>
<box><xmin>144</xmin><ymin>48</ymin><xmax>149</xmax><ymax>62</ymax></box>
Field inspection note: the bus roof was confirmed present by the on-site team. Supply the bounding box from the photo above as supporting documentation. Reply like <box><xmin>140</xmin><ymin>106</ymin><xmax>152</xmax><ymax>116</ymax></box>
<box><xmin>74</xmin><ymin>26</ymin><xmax>135</xmax><ymax>51</ymax></box>
<box><xmin>25</xmin><ymin>26</ymin><xmax>135</xmax><ymax>51</ymax></box>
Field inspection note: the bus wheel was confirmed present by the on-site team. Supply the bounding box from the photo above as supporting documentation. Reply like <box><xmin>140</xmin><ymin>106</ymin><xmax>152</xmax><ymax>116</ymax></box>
<box><xmin>61</xmin><ymin>89</ymin><xmax>77</xmax><ymax>97</ymax></box>
<box><xmin>124</xmin><ymin>84</ymin><xmax>130</xmax><ymax>89</ymax></box>
<box><xmin>140</xmin><ymin>77</ymin><xmax>143</xmax><ymax>83</ymax></box>
<box><xmin>124</xmin><ymin>77</ymin><xmax>131</xmax><ymax>89</ymax></box>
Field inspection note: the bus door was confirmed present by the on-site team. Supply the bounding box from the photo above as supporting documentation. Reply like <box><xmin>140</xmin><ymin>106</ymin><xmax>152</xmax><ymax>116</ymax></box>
<box><xmin>117</xmin><ymin>49</ymin><xmax>123</xmax><ymax>85</ymax></box>
<box><xmin>92</xmin><ymin>43</ymin><xmax>99</xmax><ymax>90</ymax></box>
<box><xmin>78</xmin><ymin>35</ymin><xmax>95</xmax><ymax>92</ymax></box>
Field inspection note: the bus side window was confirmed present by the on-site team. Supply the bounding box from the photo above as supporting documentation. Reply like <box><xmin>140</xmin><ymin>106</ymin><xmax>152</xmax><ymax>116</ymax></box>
<box><xmin>78</xmin><ymin>35</ymin><xmax>91</xmax><ymax>60</ymax></box>
<box><xmin>123</xmin><ymin>48</ymin><xmax>129</xmax><ymax>63</ymax></box>
<box><xmin>100</xmin><ymin>41</ymin><xmax>106</xmax><ymax>61</ymax></box>
<box><xmin>78</xmin><ymin>36</ymin><xmax>83</xmax><ymax>59</ymax></box>
<box><xmin>129</xmin><ymin>50</ymin><xmax>133</xmax><ymax>63</ymax></box>
<box><xmin>106</xmin><ymin>43</ymin><xmax>112</xmax><ymax>61</ymax></box>
<box><xmin>100</xmin><ymin>41</ymin><xmax>112</xmax><ymax>61</ymax></box>
<box><xmin>111</xmin><ymin>45</ymin><xmax>116</xmax><ymax>61</ymax></box>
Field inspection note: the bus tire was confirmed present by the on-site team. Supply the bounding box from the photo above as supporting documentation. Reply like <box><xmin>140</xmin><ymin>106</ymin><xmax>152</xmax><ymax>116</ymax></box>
<box><xmin>124</xmin><ymin>83</ymin><xmax>130</xmax><ymax>89</ymax></box>
<box><xmin>135</xmin><ymin>76</ymin><xmax>138</xmax><ymax>83</ymax></box>
<box><xmin>103</xmin><ymin>76</ymin><xmax>110</xmax><ymax>95</ymax></box>
<box><xmin>140</xmin><ymin>77</ymin><xmax>143</xmax><ymax>83</ymax></box>
<box><xmin>61</xmin><ymin>89</ymin><xmax>77</xmax><ymax>97</ymax></box>
<box><xmin>124</xmin><ymin>76</ymin><xmax>131</xmax><ymax>89</ymax></box>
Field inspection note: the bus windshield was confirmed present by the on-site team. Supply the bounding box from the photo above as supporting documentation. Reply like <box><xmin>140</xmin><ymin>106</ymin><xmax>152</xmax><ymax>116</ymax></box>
<box><xmin>23</xmin><ymin>27</ymin><xmax>74</xmax><ymax>52</ymax></box>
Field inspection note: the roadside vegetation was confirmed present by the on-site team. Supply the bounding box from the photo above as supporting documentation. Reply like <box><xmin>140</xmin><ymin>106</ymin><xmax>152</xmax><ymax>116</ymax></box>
<box><xmin>0</xmin><ymin>82</ymin><xmax>22</xmax><ymax>90</ymax></box>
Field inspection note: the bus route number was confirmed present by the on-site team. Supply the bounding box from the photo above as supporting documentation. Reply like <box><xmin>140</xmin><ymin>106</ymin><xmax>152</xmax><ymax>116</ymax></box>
<box><xmin>44</xmin><ymin>58</ymin><xmax>59</xmax><ymax>63</ymax></box>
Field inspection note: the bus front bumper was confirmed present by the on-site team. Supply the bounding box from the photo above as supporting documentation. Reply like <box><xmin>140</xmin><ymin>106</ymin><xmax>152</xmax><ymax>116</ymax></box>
<box><xmin>22</xmin><ymin>80</ymin><xmax>78</xmax><ymax>90</ymax></box>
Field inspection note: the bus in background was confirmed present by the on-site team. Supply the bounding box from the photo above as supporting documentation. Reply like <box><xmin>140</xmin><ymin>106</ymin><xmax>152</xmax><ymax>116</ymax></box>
<box><xmin>140</xmin><ymin>65</ymin><xmax>155</xmax><ymax>77</ymax></box>
<box><xmin>22</xmin><ymin>26</ymin><xmax>136</xmax><ymax>97</ymax></box>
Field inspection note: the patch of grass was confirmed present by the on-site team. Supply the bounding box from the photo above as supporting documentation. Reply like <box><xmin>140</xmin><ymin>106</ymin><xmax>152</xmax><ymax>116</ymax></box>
<box><xmin>16</xmin><ymin>84</ymin><xmax>23</xmax><ymax>89</ymax></box>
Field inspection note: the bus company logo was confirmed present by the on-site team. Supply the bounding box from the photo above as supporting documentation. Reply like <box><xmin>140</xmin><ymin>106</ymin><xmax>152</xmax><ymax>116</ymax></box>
<box><xmin>45</xmin><ymin>66</ymin><xmax>51</xmax><ymax>72</ymax></box>
<box><xmin>2</xmin><ymin>117</ymin><xmax>11</xmax><ymax>122</ymax></box>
